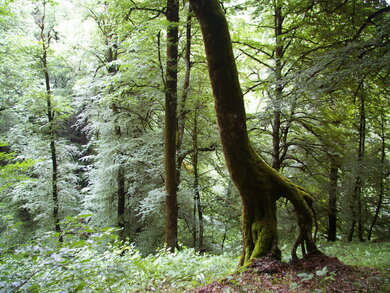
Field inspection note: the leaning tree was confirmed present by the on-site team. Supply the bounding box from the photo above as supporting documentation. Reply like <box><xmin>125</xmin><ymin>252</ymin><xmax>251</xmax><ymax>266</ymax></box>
<box><xmin>189</xmin><ymin>0</ymin><xmax>320</xmax><ymax>266</ymax></box>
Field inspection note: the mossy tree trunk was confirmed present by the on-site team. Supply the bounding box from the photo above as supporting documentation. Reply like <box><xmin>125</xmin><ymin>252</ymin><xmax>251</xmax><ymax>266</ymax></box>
<box><xmin>190</xmin><ymin>0</ymin><xmax>319</xmax><ymax>266</ymax></box>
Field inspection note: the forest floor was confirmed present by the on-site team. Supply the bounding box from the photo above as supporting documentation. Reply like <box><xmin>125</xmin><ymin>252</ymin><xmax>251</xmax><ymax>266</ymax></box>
<box><xmin>186</xmin><ymin>253</ymin><xmax>389</xmax><ymax>293</ymax></box>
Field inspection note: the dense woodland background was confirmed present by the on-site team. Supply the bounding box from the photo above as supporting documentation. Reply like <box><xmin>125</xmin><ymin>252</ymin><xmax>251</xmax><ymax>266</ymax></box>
<box><xmin>0</xmin><ymin>0</ymin><xmax>389</xmax><ymax>291</ymax></box>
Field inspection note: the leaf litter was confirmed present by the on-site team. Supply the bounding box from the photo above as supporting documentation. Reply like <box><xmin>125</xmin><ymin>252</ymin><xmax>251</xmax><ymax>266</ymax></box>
<box><xmin>186</xmin><ymin>253</ymin><xmax>386</xmax><ymax>292</ymax></box>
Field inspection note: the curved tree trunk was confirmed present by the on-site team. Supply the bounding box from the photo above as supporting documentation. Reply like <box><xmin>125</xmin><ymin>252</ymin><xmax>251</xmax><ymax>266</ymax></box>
<box><xmin>190</xmin><ymin>0</ymin><xmax>319</xmax><ymax>266</ymax></box>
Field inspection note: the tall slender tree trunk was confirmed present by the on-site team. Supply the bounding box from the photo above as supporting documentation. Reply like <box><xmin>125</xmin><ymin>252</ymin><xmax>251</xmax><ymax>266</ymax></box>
<box><xmin>164</xmin><ymin>0</ymin><xmax>179</xmax><ymax>251</ymax></box>
<box><xmin>177</xmin><ymin>4</ymin><xmax>192</xmax><ymax>154</ymax></box>
<box><xmin>327</xmin><ymin>158</ymin><xmax>339</xmax><ymax>242</ymax></box>
<box><xmin>196</xmin><ymin>178</ymin><xmax>204</xmax><ymax>252</ymax></box>
<box><xmin>116</xmin><ymin>154</ymin><xmax>126</xmax><ymax>238</ymax></box>
<box><xmin>49</xmin><ymin>139</ymin><xmax>61</xmax><ymax>241</ymax></box>
<box><xmin>348</xmin><ymin>219</ymin><xmax>356</xmax><ymax>242</ymax></box>
<box><xmin>112</xmin><ymin>99</ymin><xmax>126</xmax><ymax>241</ymax></box>
<box><xmin>192</xmin><ymin>193</ymin><xmax>197</xmax><ymax>247</ymax></box>
<box><xmin>192</xmin><ymin>104</ymin><xmax>204</xmax><ymax>251</ymax></box>
<box><xmin>368</xmin><ymin>110</ymin><xmax>386</xmax><ymax>240</ymax></box>
<box><xmin>190</xmin><ymin>0</ymin><xmax>319</xmax><ymax>266</ymax></box>
<box><xmin>38</xmin><ymin>2</ymin><xmax>62</xmax><ymax>242</ymax></box>
<box><xmin>349</xmin><ymin>91</ymin><xmax>366</xmax><ymax>242</ymax></box>
<box><xmin>112</xmin><ymin>108</ymin><xmax>126</xmax><ymax>240</ymax></box>
<box><xmin>191</xmin><ymin>106</ymin><xmax>197</xmax><ymax>248</ymax></box>
<box><xmin>103</xmin><ymin>10</ymin><xmax>126</xmax><ymax>239</ymax></box>
<box><xmin>176</xmin><ymin>4</ymin><xmax>193</xmax><ymax>186</ymax></box>
<box><xmin>272</xmin><ymin>3</ymin><xmax>283</xmax><ymax>171</ymax></box>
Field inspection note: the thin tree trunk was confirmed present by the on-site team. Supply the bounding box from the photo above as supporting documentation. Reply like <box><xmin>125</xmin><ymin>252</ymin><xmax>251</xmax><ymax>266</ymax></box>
<box><xmin>176</xmin><ymin>4</ymin><xmax>193</xmax><ymax>188</ymax></box>
<box><xmin>112</xmin><ymin>106</ymin><xmax>126</xmax><ymax>241</ymax></box>
<box><xmin>192</xmin><ymin>194</ymin><xmax>197</xmax><ymax>247</ymax></box>
<box><xmin>357</xmin><ymin>93</ymin><xmax>366</xmax><ymax>242</ymax></box>
<box><xmin>327</xmin><ymin>158</ymin><xmax>339</xmax><ymax>242</ymax></box>
<box><xmin>272</xmin><ymin>3</ymin><xmax>283</xmax><ymax>171</ymax></box>
<box><xmin>221</xmin><ymin>223</ymin><xmax>227</xmax><ymax>251</ymax></box>
<box><xmin>193</xmin><ymin>150</ymin><xmax>199</xmax><ymax>249</ymax></box>
<box><xmin>348</xmin><ymin>219</ymin><xmax>356</xmax><ymax>242</ymax></box>
<box><xmin>192</xmin><ymin>107</ymin><xmax>197</xmax><ymax>248</ymax></box>
<box><xmin>164</xmin><ymin>0</ymin><xmax>179</xmax><ymax>251</ymax></box>
<box><xmin>221</xmin><ymin>181</ymin><xmax>233</xmax><ymax>251</ymax></box>
<box><xmin>176</xmin><ymin>4</ymin><xmax>192</xmax><ymax>156</ymax></box>
<box><xmin>49</xmin><ymin>139</ymin><xmax>61</xmax><ymax>241</ymax></box>
<box><xmin>117</xmin><ymin>166</ymin><xmax>125</xmax><ymax>238</ymax></box>
<box><xmin>368</xmin><ymin>111</ymin><xmax>386</xmax><ymax>240</ymax></box>
<box><xmin>105</xmin><ymin>16</ymin><xmax>125</xmax><ymax>238</ymax></box>
<box><xmin>192</xmin><ymin>105</ymin><xmax>204</xmax><ymax>251</ymax></box>
<box><xmin>349</xmin><ymin>91</ymin><xmax>366</xmax><ymax>242</ymax></box>
<box><xmin>38</xmin><ymin>2</ymin><xmax>62</xmax><ymax>242</ymax></box>
<box><xmin>197</xmin><ymin>184</ymin><xmax>204</xmax><ymax>252</ymax></box>
<box><xmin>190</xmin><ymin>0</ymin><xmax>319</xmax><ymax>266</ymax></box>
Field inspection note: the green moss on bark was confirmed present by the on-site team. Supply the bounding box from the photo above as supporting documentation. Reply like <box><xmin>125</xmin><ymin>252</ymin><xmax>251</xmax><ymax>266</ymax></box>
<box><xmin>190</xmin><ymin>0</ymin><xmax>320</xmax><ymax>267</ymax></box>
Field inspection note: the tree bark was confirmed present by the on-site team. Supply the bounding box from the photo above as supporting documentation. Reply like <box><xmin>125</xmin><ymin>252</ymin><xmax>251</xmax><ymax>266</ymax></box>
<box><xmin>190</xmin><ymin>0</ymin><xmax>319</xmax><ymax>266</ymax></box>
<box><xmin>327</xmin><ymin>158</ymin><xmax>339</xmax><ymax>242</ymax></box>
<box><xmin>164</xmin><ymin>0</ymin><xmax>179</xmax><ymax>251</ymax></box>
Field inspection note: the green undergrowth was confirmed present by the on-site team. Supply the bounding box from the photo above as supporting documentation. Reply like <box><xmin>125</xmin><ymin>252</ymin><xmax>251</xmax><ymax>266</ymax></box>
<box><xmin>0</xmin><ymin>216</ymin><xmax>237</xmax><ymax>292</ymax></box>
<box><xmin>318</xmin><ymin>241</ymin><xmax>390</xmax><ymax>270</ymax></box>
<box><xmin>320</xmin><ymin>241</ymin><xmax>390</xmax><ymax>292</ymax></box>
<box><xmin>1</xmin><ymin>217</ymin><xmax>389</xmax><ymax>293</ymax></box>
<box><xmin>278</xmin><ymin>240</ymin><xmax>390</xmax><ymax>271</ymax></box>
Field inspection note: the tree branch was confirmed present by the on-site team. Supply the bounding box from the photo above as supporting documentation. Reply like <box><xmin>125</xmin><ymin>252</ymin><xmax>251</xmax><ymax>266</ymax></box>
<box><xmin>353</xmin><ymin>6</ymin><xmax>390</xmax><ymax>40</ymax></box>
<box><xmin>125</xmin><ymin>0</ymin><xmax>166</xmax><ymax>20</ymax></box>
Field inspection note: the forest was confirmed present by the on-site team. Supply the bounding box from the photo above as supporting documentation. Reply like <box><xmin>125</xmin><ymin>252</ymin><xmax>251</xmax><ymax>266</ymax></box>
<box><xmin>0</xmin><ymin>0</ymin><xmax>389</xmax><ymax>292</ymax></box>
